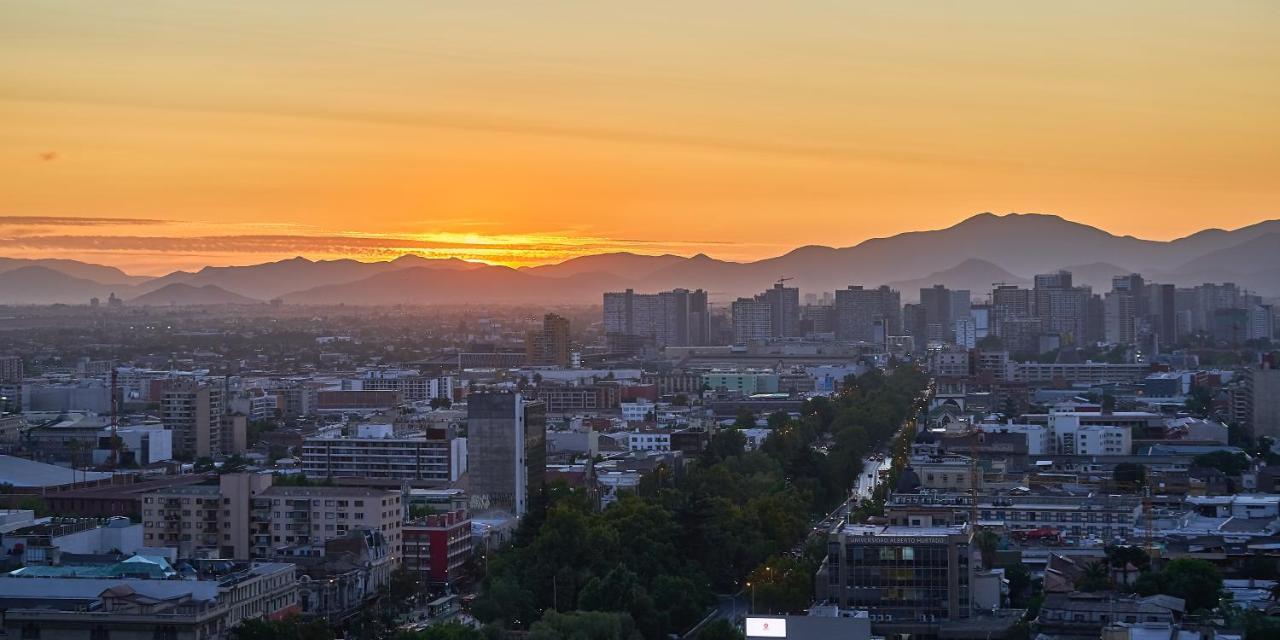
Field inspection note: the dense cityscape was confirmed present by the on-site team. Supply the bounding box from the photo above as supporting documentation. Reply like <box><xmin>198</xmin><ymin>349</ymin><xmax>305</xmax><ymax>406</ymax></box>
<box><xmin>0</xmin><ymin>251</ymin><xmax>1278</xmax><ymax>640</ymax></box>
<box><xmin>6</xmin><ymin>2</ymin><xmax>1279</xmax><ymax>639</ymax></box>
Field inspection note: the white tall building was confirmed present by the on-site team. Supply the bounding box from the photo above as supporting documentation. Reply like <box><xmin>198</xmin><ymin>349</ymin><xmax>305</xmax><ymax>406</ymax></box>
<box><xmin>1047</xmin><ymin>411</ymin><xmax>1131</xmax><ymax>455</ymax></box>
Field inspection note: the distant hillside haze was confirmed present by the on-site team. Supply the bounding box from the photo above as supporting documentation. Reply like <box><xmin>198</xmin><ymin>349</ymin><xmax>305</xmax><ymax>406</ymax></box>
<box><xmin>127</xmin><ymin>283</ymin><xmax>260</xmax><ymax>306</ymax></box>
<box><xmin>1</xmin><ymin>213</ymin><xmax>1278</xmax><ymax>305</ymax></box>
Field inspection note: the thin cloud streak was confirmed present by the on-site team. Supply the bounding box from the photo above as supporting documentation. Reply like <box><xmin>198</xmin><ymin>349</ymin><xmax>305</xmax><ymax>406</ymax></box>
<box><xmin>3</xmin><ymin>94</ymin><xmax>949</xmax><ymax>168</ymax></box>
<box><xmin>0</xmin><ymin>231</ymin><xmax>748</xmax><ymax>268</ymax></box>
<box><xmin>0</xmin><ymin>215</ymin><xmax>172</xmax><ymax>226</ymax></box>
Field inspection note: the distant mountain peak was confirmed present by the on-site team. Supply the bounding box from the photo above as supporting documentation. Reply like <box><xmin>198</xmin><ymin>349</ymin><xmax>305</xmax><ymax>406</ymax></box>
<box><xmin>128</xmin><ymin>282</ymin><xmax>258</xmax><ymax>305</ymax></box>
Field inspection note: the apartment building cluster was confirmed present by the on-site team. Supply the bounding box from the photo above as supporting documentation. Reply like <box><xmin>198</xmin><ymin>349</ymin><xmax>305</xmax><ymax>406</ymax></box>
<box><xmin>676</xmin><ymin>271</ymin><xmax>1277</xmax><ymax>358</ymax></box>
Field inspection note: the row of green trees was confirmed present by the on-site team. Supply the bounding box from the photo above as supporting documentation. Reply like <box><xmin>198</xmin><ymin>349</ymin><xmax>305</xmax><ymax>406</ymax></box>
<box><xmin>469</xmin><ymin>365</ymin><xmax>928</xmax><ymax>639</ymax></box>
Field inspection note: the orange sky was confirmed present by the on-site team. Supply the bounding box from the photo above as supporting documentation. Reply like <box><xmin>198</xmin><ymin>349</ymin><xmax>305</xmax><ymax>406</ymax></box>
<box><xmin>2</xmin><ymin>1</ymin><xmax>1279</xmax><ymax>275</ymax></box>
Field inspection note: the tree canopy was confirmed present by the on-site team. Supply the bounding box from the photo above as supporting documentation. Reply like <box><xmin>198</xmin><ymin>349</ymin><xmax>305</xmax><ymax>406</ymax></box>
<box><xmin>472</xmin><ymin>365</ymin><xmax>928</xmax><ymax>639</ymax></box>
<box><xmin>1134</xmin><ymin>558</ymin><xmax>1223</xmax><ymax>612</ymax></box>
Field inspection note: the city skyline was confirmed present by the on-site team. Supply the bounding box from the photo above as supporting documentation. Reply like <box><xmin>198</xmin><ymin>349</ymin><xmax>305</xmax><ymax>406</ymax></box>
<box><xmin>5</xmin><ymin>2</ymin><xmax>1279</xmax><ymax>273</ymax></box>
<box><xmin>3</xmin><ymin>3</ymin><xmax>1279</xmax><ymax>639</ymax></box>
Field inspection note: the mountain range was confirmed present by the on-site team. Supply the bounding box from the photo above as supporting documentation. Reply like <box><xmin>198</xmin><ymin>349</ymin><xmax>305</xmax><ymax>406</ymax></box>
<box><xmin>2</xmin><ymin>213</ymin><xmax>1278</xmax><ymax>306</ymax></box>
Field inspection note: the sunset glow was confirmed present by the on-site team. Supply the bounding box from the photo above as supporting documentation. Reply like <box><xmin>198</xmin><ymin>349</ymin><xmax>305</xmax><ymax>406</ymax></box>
<box><xmin>3</xmin><ymin>1</ymin><xmax>1279</xmax><ymax>274</ymax></box>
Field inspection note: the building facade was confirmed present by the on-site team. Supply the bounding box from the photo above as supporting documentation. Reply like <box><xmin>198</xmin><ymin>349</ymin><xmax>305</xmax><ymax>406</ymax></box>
<box><xmin>816</xmin><ymin>524</ymin><xmax>973</xmax><ymax>637</ymax></box>
<box><xmin>403</xmin><ymin>509</ymin><xmax>472</xmax><ymax>585</ymax></box>
<box><xmin>466</xmin><ymin>392</ymin><xmax>546</xmax><ymax>517</ymax></box>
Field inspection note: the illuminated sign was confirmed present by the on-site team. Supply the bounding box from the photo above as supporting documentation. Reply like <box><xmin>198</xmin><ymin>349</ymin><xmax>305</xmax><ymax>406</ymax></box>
<box><xmin>745</xmin><ymin>617</ymin><xmax>787</xmax><ymax>638</ymax></box>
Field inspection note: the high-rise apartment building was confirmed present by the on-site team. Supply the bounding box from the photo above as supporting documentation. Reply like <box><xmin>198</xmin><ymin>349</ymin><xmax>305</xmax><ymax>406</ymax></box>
<box><xmin>991</xmin><ymin>285</ymin><xmax>1032</xmax><ymax>345</ymax></box>
<box><xmin>0</xmin><ymin>356</ymin><xmax>22</xmax><ymax>384</ymax></box>
<box><xmin>1247</xmin><ymin>357</ymin><xmax>1280</xmax><ymax>439</ymax></box>
<box><xmin>759</xmin><ymin>283</ymin><xmax>801</xmax><ymax>338</ymax></box>
<box><xmin>526</xmin><ymin>313</ymin><xmax>571</xmax><ymax>366</ymax></box>
<box><xmin>466</xmin><ymin>392</ymin><xmax>546</xmax><ymax>517</ymax></box>
<box><xmin>1147</xmin><ymin>283</ymin><xmax>1178</xmax><ymax>345</ymax></box>
<box><xmin>799</xmin><ymin>304</ymin><xmax>836</xmax><ymax>335</ymax></box>
<box><xmin>834</xmin><ymin>285</ymin><xmax>901</xmax><ymax>342</ymax></box>
<box><xmin>602</xmin><ymin>288</ymin><xmax>710</xmax><ymax>347</ymax></box>
<box><xmin>1105</xmin><ymin>274</ymin><xmax>1147</xmax><ymax>346</ymax></box>
<box><xmin>161</xmin><ymin>378</ymin><xmax>226</xmax><ymax>459</ymax></box>
<box><xmin>1249</xmin><ymin>304</ymin><xmax>1276</xmax><ymax>341</ymax></box>
<box><xmin>950</xmin><ymin>290</ymin><xmax>971</xmax><ymax>325</ymax></box>
<box><xmin>1033</xmin><ymin>271</ymin><xmax>1090</xmax><ymax>345</ymax></box>
<box><xmin>730</xmin><ymin>283</ymin><xmax>802</xmax><ymax>342</ymax></box>
<box><xmin>1105</xmin><ymin>293</ymin><xmax>1138</xmax><ymax>345</ymax></box>
<box><xmin>731</xmin><ymin>298</ymin><xmax>773</xmax><ymax>343</ymax></box>
<box><xmin>919</xmin><ymin>285</ymin><xmax>954</xmax><ymax>344</ymax></box>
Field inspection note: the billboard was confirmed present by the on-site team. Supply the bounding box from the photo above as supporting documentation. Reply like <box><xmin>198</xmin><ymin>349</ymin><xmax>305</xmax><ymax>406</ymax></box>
<box><xmin>745</xmin><ymin>617</ymin><xmax>787</xmax><ymax>638</ymax></box>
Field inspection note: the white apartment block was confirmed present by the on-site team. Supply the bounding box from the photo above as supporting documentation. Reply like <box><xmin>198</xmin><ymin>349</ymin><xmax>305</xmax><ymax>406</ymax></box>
<box><xmin>1047</xmin><ymin>412</ymin><xmax>1132</xmax><ymax>456</ymax></box>
<box><xmin>626</xmin><ymin>430</ymin><xmax>671</xmax><ymax>452</ymax></box>
<box><xmin>300</xmin><ymin>423</ymin><xmax>460</xmax><ymax>483</ymax></box>
<box><xmin>621</xmin><ymin>399</ymin><xmax>656</xmax><ymax>423</ymax></box>
<box><xmin>345</xmin><ymin>370</ymin><xmax>454</xmax><ymax>402</ymax></box>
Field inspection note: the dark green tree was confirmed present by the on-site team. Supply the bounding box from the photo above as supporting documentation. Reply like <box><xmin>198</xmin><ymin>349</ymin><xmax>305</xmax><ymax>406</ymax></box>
<box><xmin>975</xmin><ymin>529</ymin><xmax>999</xmax><ymax>569</ymax></box>
<box><xmin>388</xmin><ymin>623</ymin><xmax>484</xmax><ymax>640</ymax></box>
<box><xmin>1134</xmin><ymin>558</ymin><xmax>1223</xmax><ymax>612</ymax></box>
<box><xmin>1104</xmin><ymin>545</ymin><xmax>1150</xmax><ymax>572</ymax></box>
<box><xmin>1075</xmin><ymin>561</ymin><xmax>1111</xmax><ymax>592</ymax></box>
<box><xmin>230</xmin><ymin>617</ymin><xmax>334</xmax><ymax>640</ymax></box>
<box><xmin>698</xmin><ymin>620</ymin><xmax>744</xmax><ymax>640</ymax></box>
<box><xmin>528</xmin><ymin>611</ymin><xmax>643</xmax><ymax>640</ymax></box>
<box><xmin>1113</xmin><ymin>463</ymin><xmax>1146</xmax><ymax>487</ymax></box>
<box><xmin>1192</xmin><ymin>451</ymin><xmax>1251</xmax><ymax>476</ymax></box>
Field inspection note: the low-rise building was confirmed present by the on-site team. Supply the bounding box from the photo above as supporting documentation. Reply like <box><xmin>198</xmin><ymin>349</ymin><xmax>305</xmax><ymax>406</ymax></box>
<box><xmin>1</xmin><ymin>516</ymin><xmax>143</xmax><ymax>565</ymax></box>
<box><xmin>403</xmin><ymin>509</ymin><xmax>472</xmax><ymax>586</ymax></box>
<box><xmin>885</xmin><ymin>491</ymin><xmax>1143</xmax><ymax>541</ymax></box>
<box><xmin>0</xmin><ymin>561</ymin><xmax>298</xmax><ymax>640</ymax></box>
<box><xmin>1035</xmin><ymin>592</ymin><xmax>1183</xmax><ymax>638</ymax></box>
<box><xmin>626</xmin><ymin>429</ymin><xmax>672</xmax><ymax>452</ymax></box>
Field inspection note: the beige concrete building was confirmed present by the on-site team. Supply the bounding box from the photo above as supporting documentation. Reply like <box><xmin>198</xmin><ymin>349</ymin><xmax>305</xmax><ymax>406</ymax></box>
<box><xmin>251</xmin><ymin>485</ymin><xmax>403</xmax><ymax>561</ymax></box>
<box><xmin>142</xmin><ymin>473</ymin><xmax>402</xmax><ymax>562</ymax></box>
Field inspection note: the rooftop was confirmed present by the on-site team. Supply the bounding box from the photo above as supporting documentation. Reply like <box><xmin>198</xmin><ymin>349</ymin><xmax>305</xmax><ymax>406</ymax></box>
<box><xmin>262</xmin><ymin>486</ymin><xmax>399</xmax><ymax>498</ymax></box>
<box><xmin>0</xmin><ymin>455</ymin><xmax>112</xmax><ymax>488</ymax></box>
<box><xmin>839</xmin><ymin>523</ymin><xmax>967</xmax><ymax>537</ymax></box>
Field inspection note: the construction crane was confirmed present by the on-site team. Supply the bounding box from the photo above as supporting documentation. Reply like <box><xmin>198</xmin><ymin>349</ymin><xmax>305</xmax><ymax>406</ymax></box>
<box><xmin>108</xmin><ymin>368</ymin><xmax>119</xmax><ymax>470</ymax></box>
<box><xmin>776</xmin><ymin>276</ymin><xmax>794</xmax><ymax>287</ymax></box>
<box><xmin>1143</xmin><ymin>466</ymin><xmax>1157</xmax><ymax>564</ymax></box>
<box><xmin>969</xmin><ymin>426</ymin><xmax>982</xmax><ymax>530</ymax></box>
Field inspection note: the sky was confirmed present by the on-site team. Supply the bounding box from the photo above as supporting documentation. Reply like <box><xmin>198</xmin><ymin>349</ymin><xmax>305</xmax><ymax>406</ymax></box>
<box><xmin>2</xmin><ymin>1</ymin><xmax>1279</xmax><ymax>275</ymax></box>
